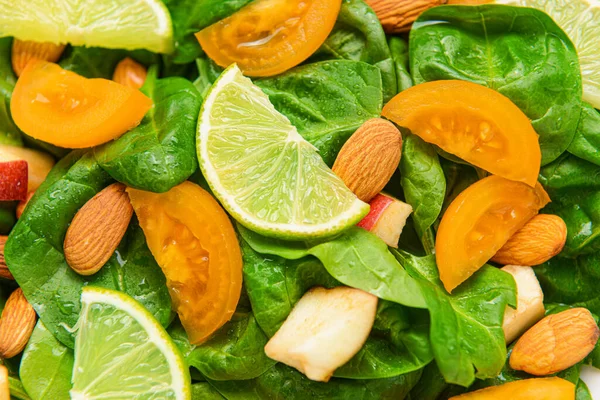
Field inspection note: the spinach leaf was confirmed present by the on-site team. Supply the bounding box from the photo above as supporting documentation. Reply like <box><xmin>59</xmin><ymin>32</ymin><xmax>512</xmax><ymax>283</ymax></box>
<box><xmin>192</xmin><ymin>383</ymin><xmax>225</xmax><ymax>400</ymax></box>
<box><xmin>9</xmin><ymin>377</ymin><xmax>31</xmax><ymax>400</ymax></box>
<box><xmin>311</xmin><ymin>0</ymin><xmax>396</xmax><ymax>102</ymax></box>
<box><xmin>256</xmin><ymin>60</ymin><xmax>382</xmax><ymax>166</ymax></box>
<box><xmin>59</xmin><ymin>46</ymin><xmax>159</xmax><ymax>79</ymax></box>
<box><xmin>94</xmin><ymin>68</ymin><xmax>202</xmax><ymax>193</ymax></box>
<box><xmin>208</xmin><ymin>363</ymin><xmax>421</xmax><ymax>400</ymax></box>
<box><xmin>393</xmin><ymin>251</ymin><xmax>517</xmax><ymax>387</ymax></box>
<box><xmin>0</xmin><ymin>37</ymin><xmax>22</xmax><ymax>146</ymax></box>
<box><xmin>406</xmin><ymin>362</ymin><xmax>449</xmax><ymax>400</ymax></box>
<box><xmin>410</xmin><ymin>5</ymin><xmax>582</xmax><ymax>165</ymax></box>
<box><xmin>440</xmin><ymin>159</ymin><xmax>480</xmax><ymax>216</ymax></box>
<box><xmin>20</xmin><ymin>321</ymin><xmax>73</xmax><ymax>400</ymax></box>
<box><xmin>193</xmin><ymin>56</ymin><xmax>222</xmax><ymax>98</ymax></box>
<box><xmin>388</xmin><ymin>37</ymin><xmax>413</xmax><ymax>94</ymax></box>
<box><xmin>4</xmin><ymin>151</ymin><xmax>171</xmax><ymax>347</ymax></box>
<box><xmin>400</xmin><ymin>135</ymin><xmax>445</xmax><ymax>253</ymax></box>
<box><xmin>578</xmin><ymin>380</ymin><xmax>593</xmax><ymax>400</ymax></box>
<box><xmin>568</xmin><ymin>103</ymin><xmax>600</xmax><ymax>167</ymax></box>
<box><xmin>0</xmin><ymin>201</ymin><xmax>16</xmax><ymax>235</ymax></box>
<box><xmin>238</xmin><ymin>225</ymin><xmax>426</xmax><ymax>308</ymax></box>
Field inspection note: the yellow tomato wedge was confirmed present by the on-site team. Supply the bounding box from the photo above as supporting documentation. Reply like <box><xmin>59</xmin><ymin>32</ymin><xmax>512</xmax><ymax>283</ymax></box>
<box><xmin>450</xmin><ymin>377</ymin><xmax>574</xmax><ymax>400</ymax></box>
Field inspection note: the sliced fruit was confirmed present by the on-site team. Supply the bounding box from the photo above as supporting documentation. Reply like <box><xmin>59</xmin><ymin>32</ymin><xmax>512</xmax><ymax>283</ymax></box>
<box><xmin>0</xmin><ymin>144</ymin><xmax>54</xmax><ymax>191</ymax></box>
<box><xmin>197</xmin><ymin>65</ymin><xmax>369</xmax><ymax>240</ymax></box>
<box><xmin>196</xmin><ymin>0</ymin><xmax>342</xmax><ymax>77</ymax></box>
<box><xmin>128</xmin><ymin>182</ymin><xmax>242</xmax><ymax>345</ymax></box>
<box><xmin>436</xmin><ymin>175</ymin><xmax>550</xmax><ymax>292</ymax></box>
<box><xmin>265</xmin><ymin>286</ymin><xmax>377</xmax><ymax>382</ymax></box>
<box><xmin>11</xmin><ymin>60</ymin><xmax>152</xmax><ymax>149</ymax></box>
<box><xmin>0</xmin><ymin>161</ymin><xmax>27</xmax><ymax>201</ymax></box>
<box><xmin>449</xmin><ymin>377</ymin><xmax>575</xmax><ymax>400</ymax></box>
<box><xmin>382</xmin><ymin>80</ymin><xmax>541</xmax><ymax>187</ymax></box>
<box><xmin>580</xmin><ymin>365</ymin><xmax>600</xmax><ymax>399</ymax></box>
<box><xmin>501</xmin><ymin>265</ymin><xmax>545</xmax><ymax>344</ymax></box>
<box><xmin>357</xmin><ymin>193</ymin><xmax>412</xmax><ymax>248</ymax></box>
<box><xmin>70</xmin><ymin>287</ymin><xmax>190</xmax><ymax>399</ymax></box>
<box><xmin>0</xmin><ymin>0</ymin><xmax>173</xmax><ymax>53</ymax></box>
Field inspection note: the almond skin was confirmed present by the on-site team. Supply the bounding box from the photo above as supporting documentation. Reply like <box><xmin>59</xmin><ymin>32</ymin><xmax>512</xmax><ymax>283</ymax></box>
<box><xmin>113</xmin><ymin>57</ymin><xmax>147</xmax><ymax>89</ymax></box>
<box><xmin>365</xmin><ymin>0</ymin><xmax>447</xmax><ymax>33</ymax></box>
<box><xmin>64</xmin><ymin>183</ymin><xmax>133</xmax><ymax>276</ymax></box>
<box><xmin>510</xmin><ymin>308</ymin><xmax>600</xmax><ymax>375</ymax></box>
<box><xmin>0</xmin><ymin>288</ymin><xmax>36</xmax><ymax>358</ymax></box>
<box><xmin>491</xmin><ymin>214</ymin><xmax>567</xmax><ymax>266</ymax></box>
<box><xmin>332</xmin><ymin>118</ymin><xmax>402</xmax><ymax>203</ymax></box>
<box><xmin>11</xmin><ymin>39</ymin><xmax>65</xmax><ymax>77</ymax></box>
<box><xmin>0</xmin><ymin>236</ymin><xmax>13</xmax><ymax>280</ymax></box>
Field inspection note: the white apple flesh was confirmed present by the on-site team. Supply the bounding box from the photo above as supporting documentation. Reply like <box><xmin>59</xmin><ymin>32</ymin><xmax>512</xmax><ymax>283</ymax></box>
<box><xmin>357</xmin><ymin>193</ymin><xmax>412</xmax><ymax>248</ymax></box>
<box><xmin>580</xmin><ymin>365</ymin><xmax>600</xmax><ymax>400</ymax></box>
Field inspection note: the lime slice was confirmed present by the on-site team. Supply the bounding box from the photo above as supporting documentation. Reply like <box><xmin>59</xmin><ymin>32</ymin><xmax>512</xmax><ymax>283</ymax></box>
<box><xmin>496</xmin><ymin>0</ymin><xmax>600</xmax><ymax>109</ymax></box>
<box><xmin>197</xmin><ymin>64</ymin><xmax>369</xmax><ymax>240</ymax></box>
<box><xmin>70</xmin><ymin>287</ymin><xmax>190</xmax><ymax>400</ymax></box>
<box><xmin>0</xmin><ymin>0</ymin><xmax>173</xmax><ymax>53</ymax></box>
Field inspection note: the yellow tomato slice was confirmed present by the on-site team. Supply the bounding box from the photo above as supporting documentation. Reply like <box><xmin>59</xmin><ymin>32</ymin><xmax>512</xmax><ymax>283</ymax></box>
<box><xmin>128</xmin><ymin>182</ymin><xmax>243</xmax><ymax>345</ymax></box>
<box><xmin>195</xmin><ymin>0</ymin><xmax>342</xmax><ymax>77</ymax></box>
<box><xmin>382</xmin><ymin>80</ymin><xmax>541</xmax><ymax>187</ymax></box>
<box><xmin>436</xmin><ymin>175</ymin><xmax>550</xmax><ymax>292</ymax></box>
<box><xmin>450</xmin><ymin>377</ymin><xmax>574</xmax><ymax>400</ymax></box>
<box><xmin>11</xmin><ymin>60</ymin><xmax>152</xmax><ymax>149</ymax></box>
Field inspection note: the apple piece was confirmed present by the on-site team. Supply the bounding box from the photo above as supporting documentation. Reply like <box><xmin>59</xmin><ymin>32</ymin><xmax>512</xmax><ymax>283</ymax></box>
<box><xmin>0</xmin><ymin>160</ymin><xmax>28</xmax><ymax>201</ymax></box>
<box><xmin>357</xmin><ymin>193</ymin><xmax>413</xmax><ymax>248</ymax></box>
<box><xmin>0</xmin><ymin>144</ymin><xmax>54</xmax><ymax>191</ymax></box>
<box><xmin>580</xmin><ymin>365</ymin><xmax>600</xmax><ymax>399</ymax></box>
<box><xmin>264</xmin><ymin>286</ymin><xmax>377</xmax><ymax>382</ymax></box>
<box><xmin>501</xmin><ymin>265</ymin><xmax>545</xmax><ymax>344</ymax></box>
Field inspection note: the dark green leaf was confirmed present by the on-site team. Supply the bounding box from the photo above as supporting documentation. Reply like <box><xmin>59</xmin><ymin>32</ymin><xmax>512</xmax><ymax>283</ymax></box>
<box><xmin>410</xmin><ymin>5</ymin><xmax>582</xmax><ymax>165</ymax></box>
<box><xmin>406</xmin><ymin>362</ymin><xmax>449</xmax><ymax>400</ymax></box>
<box><xmin>577</xmin><ymin>380</ymin><xmax>593</xmax><ymax>400</ymax></box>
<box><xmin>59</xmin><ymin>46</ymin><xmax>159</xmax><ymax>79</ymax></box>
<box><xmin>440</xmin><ymin>159</ymin><xmax>479</xmax><ymax>216</ymax></box>
<box><xmin>192</xmin><ymin>383</ymin><xmax>225</xmax><ymax>400</ymax></box>
<box><xmin>0</xmin><ymin>37</ymin><xmax>22</xmax><ymax>146</ymax></box>
<box><xmin>193</xmin><ymin>56</ymin><xmax>222</xmax><ymax>98</ymax></box>
<box><xmin>0</xmin><ymin>201</ymin><xmax>16</xmax><ymax>235</ymax></box>
<box><xmin>388</xmin><ymin>37</ymin><xmax>413</xmax><ymax>94</ymax></box>
<box><xmin>568</xmin><ymin>103</ymin><xmax>600</xmax><ymax>167</ymax></box>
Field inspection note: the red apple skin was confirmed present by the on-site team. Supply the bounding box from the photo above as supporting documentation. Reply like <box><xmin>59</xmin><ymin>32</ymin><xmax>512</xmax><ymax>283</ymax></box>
<box><xmin>0</xmin><ymin>160</ymin><xmax>28</xmax><ymax>201</ymax></box>
<box><xmin>357</xmin><ymin>194</ymin><xmax>394</xmax><ymax>230</ymax></box>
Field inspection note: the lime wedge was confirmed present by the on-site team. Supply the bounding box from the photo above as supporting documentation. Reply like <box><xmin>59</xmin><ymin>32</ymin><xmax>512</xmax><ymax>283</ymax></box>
<box><xmin>0</xmin><ymin>0</ymin><xmax>173</xmax><ymax>53</ymax></box>
<box><xmin>197</xmin><ymin>65</ymin><xmax>369</xmax><ymax>240</ymax></box>
<box><xmin>70</xmin><ymin>287</ymin><xmax>190</xmax><ymax>400</ymax></box>
<box><xmin>496</xmin><ymin>0</ymin><xmax>600</xmax><ymax>109</ymax></box>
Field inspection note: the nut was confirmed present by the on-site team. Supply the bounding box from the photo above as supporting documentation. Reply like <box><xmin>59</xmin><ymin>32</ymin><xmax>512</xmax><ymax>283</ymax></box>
<box><xmin>11</xmin><ymin>39</ymin><xmax>65</xmax><ymax>77</ymax></box>
<box><xmin>113</xmin><ymin>57</ymin><xmax>147</xmax><ymax>89</ymax></box>
<box><xmin>0</xmin><ymin>288</ymin><xmax>36</xmax><ymax>358</ymax></box>
<box><xmin>510</xmin><ymin>308</ymin><xmax>600</xmax><ymax>375</ymax></box>
<box><xmin>492</xmin><ymin>214</ymin><xmax>567</xmax><ymax>266</ymax></box>
<box><xmin>365</xmin><ymin>0</ymin><xmax>447</xmax><ymax>34</ymax></box>
<box><xmin>332</xmin><ymin>118</ymin><xmax>402</xmax><ymax>203</ymax></box>
<box><xmin>64</xmin><ymin>183</ymin><xmax>133</xmax><ymax>276</ymax></box>
<box><xmin>16</xmin><ymin>191</ymin><xmax>35</xmax><ymax>220</ymax></box>
<box><xmin>0</xmin><ymin>236</ymin><xmax>13</xmax><ymax>280</ymax></box>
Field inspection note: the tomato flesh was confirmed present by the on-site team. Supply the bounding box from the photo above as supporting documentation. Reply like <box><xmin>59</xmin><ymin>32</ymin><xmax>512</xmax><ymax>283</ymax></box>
<box><xmin>382</xmin><ymin>80</ymin><xmax>541</xmax><ymax>187</ymax></box>
<box><xmin>450</xmin><ymin>377</ymin><xmax>574</xmax><ymax>400</ymax></box>
<box><xmin>436</xmin><ymin>175</ymin><xmax>550</xmax><ymax>292</ymax></box>
<box><xmin>128</xmin><ymin>182</ymin><xmax>243</xmax><ymax>344</ymax></box>
<box><xmin>196</xmin><ymin>0</ymin><xmax>342</xmax><ymax>77</ymax></box>
<box><xmin>11</xmin><ymin>60</ymin><xmax>152</xmax><ymax>149</ymax></box>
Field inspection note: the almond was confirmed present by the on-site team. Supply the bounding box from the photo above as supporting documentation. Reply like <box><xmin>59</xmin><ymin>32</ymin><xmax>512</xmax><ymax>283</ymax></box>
<box><xmin>113</xmin><ymin>57</ymin><xmax>147</xmax><ymax>89</ymax></box>
<box><xmin>491</xmin><ymin>214</ymin><xmax>567</xmax><ymax>266</ymax></box>
<box><xmin>16</xmin><ymin>191</ymin><xmax>35</xmax><ymax>220</ymax></box>
<box><xmin>0</xmin><ymin>236</ymin><xmax>13</xmax><ymax>281</ymax></box>
<box><xmin>510</xmin><ymin>308</ymin><xmax>600</xmax><ymax>375</ymax></box>
<box><xmin>332</xmin><ymin>118</ymin><xmax>402</xmax><ymax>203</ymax></box>
<box><xmin>0</xmin><ymin>288</ymin><xmax>36</xmax><ymax>358</ymax></box>
<box><xmin>64</xmin><ymin>183</ymin><xmax>133</xmax><ymax>276</ymax></box>
<box><xmin>365</xmin><ymin>0</ymin><xmax>447</xmax><ymax>34</ymax></box>
<box><xmin>0</xmin><ymin>365</ymin><xmax>8</xmax><ymax>400</ymax></box>
<box><xmin>11</xmin><ymin>39</ymin><xmax>65</xmax><ymax>77</ymax></box>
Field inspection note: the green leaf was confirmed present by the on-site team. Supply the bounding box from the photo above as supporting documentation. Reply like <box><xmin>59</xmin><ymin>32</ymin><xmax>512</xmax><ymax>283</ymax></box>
<box><xmin>20</xmin><ymin>321</ymin><xmax>73</xmax><ymax>400</ymax></box>
<box><xmin>410</xmin><ymin>5</ymin><xmax>582</xmax><ymax>165</ymax></box>
<box><xmin>393</xmin><ymin>250</ymin><xmax>517</xmax><ymax>387</ymax></box>
<box><xmin>59</xmin><ymin>46</ymin><xmax>159</xmax><ymax>79</ymax></box>
<box><xmin>568</xmin><ymin>103</ymin><xmax>600</xmax><ymax>167</ymax></box>
<box><xmin>193</xmin><ymin>56</ymin><xmax>222</xmax><ymax>99</ymax></box>
<box><xmin>94</xmin><ymin>67</ymin><xmax>202</xmax><ymax>193</ymax></box>
<box><xmin>406</xmin><ymin>362</ymin><xmax>449</xmax><ymax>400</ymax></box>
<box><xmin>440</xmin><ymin>159</ymin><xmax>480</xmax><ymax>216</ymax></box>
<box><xmin>4</xmin><ymin>151</ymin><xmax>171</xmax><ymax>347</ymax></box>
<box><xmin>256</xmin><ymin>60</ymin><xmax>382</xmax><ymax>166</ymax></box>
<box><xmin>238</xmin><ymin>225</ymin><xmax>426</xmax><ymax>309</ymax></box>
<box><xmin>388</xmin><ymin>37</ymin><xmax>413</xmax><ymax>94</ymax></box>
<box><xmin>9</xmin><ymin>376</ymin><xmax>31</xmax><ymax>400</ymax></box>
<box><xmin>192</xmin><ymin>383</ymin><xmax>225</xmax><ymax>400</ymax></box>
<box><xmin>0</xmin><ymin>37</ymin><xmax>23</xmax><ymax>146</ymax></box>
<box><xmin>0</xmin><ymin>201</ymin><xmax>16</xmax><ymax>235</ymax></box>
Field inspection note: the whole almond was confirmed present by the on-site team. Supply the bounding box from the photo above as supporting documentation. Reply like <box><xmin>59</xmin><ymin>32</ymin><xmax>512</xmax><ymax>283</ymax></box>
<box><xmin>365</xmin><ymin>0</ymin><xmax>447</xmax><ymax>33</ymax></box>
<box><xmin>113</xmin><ymin>57</ymin><xmax>147</xmax><ymax>89</ymax></box>
<box><xmin>16</xmin><ymin>191</ymin><xmax>35</xmax><ymax>220</ymax></box>
<box><xmin>0</xmin><ymin>236</ymin><xmax>13</xmax><ymax>280</ymax></box>
<box><xmin>492</xmin><ymin>214</ymin><xmax>567</xmax><ymax>266</ymax></box>
<box><xmin>510</xmin><ymin>308</ymin><xmax>600</xmax><ymax>375</ymax></box>
<box><xmin>0</xmin><ymin>365</ymin><xmax>8</xmax><ymax>400</ymax></box>
<box><xmin>333</xmin><ymin>118</ymin><xmax>402</xmax><ymax>203</ymax></box>
<box><xmin>11</xmin><ymin>39</ymin><xmax>65</xmax><ymax>77</ymax></box>
<box><xmin>64</xmin><ymin>183</ymin><xmax>133</xmax><ymax>276</ymax></box>
<box><xmin>0</xmin><ymin>288</ymin><xmax>36</xmax><ymax>358</ymax></box>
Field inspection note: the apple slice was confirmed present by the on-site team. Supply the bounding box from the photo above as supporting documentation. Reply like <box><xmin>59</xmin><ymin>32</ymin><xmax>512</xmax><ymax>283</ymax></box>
<box><xmin>0</xmin><ymin>145</ymin><xmax>54</xmax><ymax>191</ymax></box>
<box><xmin>357</xmin><ymin>193</ymin><xmax>413</xmax><ymax>248</ymax></box>
<box><xmin>264</xmin><ymin>286</ymin><xmax>377</xmax><ymax>382</ymax></box>
<box><xmin>0</xmin><ymin>160</ymin><xmax>28</xmax><ymax>201</ymax></box>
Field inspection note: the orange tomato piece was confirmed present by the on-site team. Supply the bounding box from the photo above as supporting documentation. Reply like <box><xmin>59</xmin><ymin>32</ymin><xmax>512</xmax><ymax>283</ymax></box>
<box><xmin>436</xmin><ymin>175</ymin><xmax>550</xmax><ymax>292</ymax></box>
<box><xmin>195</xmin><ymin>0</ymin><xmax>342</xmax><ymax>77</ymax></box>
<box><xmin>128</xmin><ymin>182</ymin><xmax>243</xmax><ymax>345</ymax></box>
<box><xmin>449</xmin><ymin>377</ymin><xmax>575</xmax><ymax>400</ymax></box>
<box><xmin>11</xmin><ymin>60</ymin><xmax>152</xmax><ymax>149</ymax></box>
<box><xmin>382</xmin><ymin>80</ymin><xmax>541</xmax><ymax>187</ymax></box>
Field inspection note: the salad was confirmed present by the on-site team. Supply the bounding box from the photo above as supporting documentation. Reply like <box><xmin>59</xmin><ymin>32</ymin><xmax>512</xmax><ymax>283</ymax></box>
<box><xmin>0</xmin><ymin>0</ymin><xmax>599</xmax><ymax>398</ymax></box>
